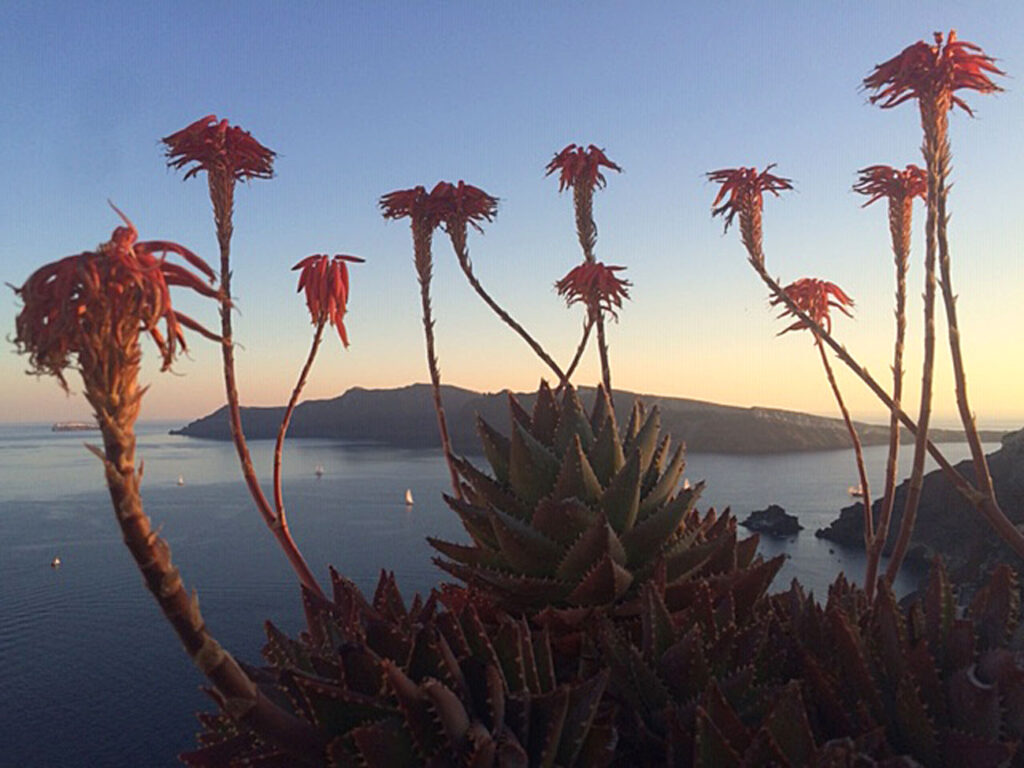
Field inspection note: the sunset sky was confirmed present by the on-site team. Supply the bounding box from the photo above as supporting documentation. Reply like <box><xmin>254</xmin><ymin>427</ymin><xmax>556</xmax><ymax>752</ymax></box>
<box><xmin>2</xmin><ymin>2</ymin><xmax>1022</xmax><ymax>428</ymax></box>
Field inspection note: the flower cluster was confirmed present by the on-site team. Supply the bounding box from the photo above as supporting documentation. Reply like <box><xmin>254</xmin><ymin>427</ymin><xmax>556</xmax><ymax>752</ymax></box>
<box><xmin>707</xmin><ymin>165</ymin><xmax>793</xmax><ymax>233</ymax></box>
<box><xmin>863</xmin><ymin>29</ymin><xmax>1003</xmax><ymax>115</ymax></box>
<box><xmin>772</xmin><ymin>278</ymin><xmax>854</xmax><ymax>335</ymax></box>
<box><xmin>555</xmin><ymin>261</ymin><xmax>631</xmax><ymax>319</ymax></box>
<box><xmin>545</xmin><ymin>143</ymin><xmax>621</xmax><ymax>192</ymax></box>
<box><xmin>292</xmin><ymin>254</ymin><xmax>364</xmax><ymax>347</ymax></box>
<box><xmin>13</xmin><ymin>209</ymin><xmax>219</xmax><ymax>387</ymax></box>
<box><xmin>380</xmin><ymin>181</ymin><xmax>498</xmax><ymax>233</ymax></box>
<box><xmin>163</xmin><ymin>115</ymin><xmax>276</xmax><ymax>182</ymax></box>
<box><xmin>853</xmin><ymin>164</ymin><xmax>927</xmax><ymax>207</ymax></box>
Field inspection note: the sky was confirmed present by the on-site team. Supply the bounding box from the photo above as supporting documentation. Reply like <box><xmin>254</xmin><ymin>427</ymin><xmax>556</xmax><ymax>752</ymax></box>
<box><xmin>1</xmin><ymin>2</ymin><xmax>1022</xmax><ymax>429</ymax></box>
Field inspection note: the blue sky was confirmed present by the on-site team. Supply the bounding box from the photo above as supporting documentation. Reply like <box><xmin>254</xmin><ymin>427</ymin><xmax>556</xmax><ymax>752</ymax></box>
<box><xmin>2</xmin><ymin>2</ymin><xmax>1022</xmax><ymax>428</ymax></box>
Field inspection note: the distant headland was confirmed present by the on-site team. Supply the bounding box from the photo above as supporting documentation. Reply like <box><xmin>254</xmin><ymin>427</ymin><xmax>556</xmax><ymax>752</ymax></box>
<box><xmin>170</xmin><ymin>384</ymin><xmax>1005</xmax><ymax>455</ymax></box>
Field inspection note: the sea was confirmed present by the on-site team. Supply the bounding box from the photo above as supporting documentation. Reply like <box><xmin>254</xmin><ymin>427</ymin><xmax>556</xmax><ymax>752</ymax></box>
<box><xmin>0</xmin><ymin>422</ymin><xmax>996</xmax><ymax>767</ymax></box>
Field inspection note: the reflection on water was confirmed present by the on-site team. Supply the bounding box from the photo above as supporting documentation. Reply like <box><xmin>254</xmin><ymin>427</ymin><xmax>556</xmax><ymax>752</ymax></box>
<box><xmin>0</xmin><ymin>423</ymin><xmax>992</xmax><ymax>767</ymax></box>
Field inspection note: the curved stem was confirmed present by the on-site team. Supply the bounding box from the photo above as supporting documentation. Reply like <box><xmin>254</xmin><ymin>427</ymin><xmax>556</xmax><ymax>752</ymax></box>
<box><xmin>88</xmin><ymin>382</ymin><xmax>324</xmax><ymax>763</ymax></box>
<box><xmin>556</xmin><ymin>316</ymin><xmax>594</xmax><ymax>395</ymax></box>
<box><xmin>450</xmin><ymin>234</ymin><xmax>567</xmax><ymax>385</ymax></box>
<box><xmin>750</xmin><ymin>258</ymin><xmax>1024</xmax><ymax>563</ymax></box>
<box><xmin>816</xmin><ymin>341</ymin><xmax>874</xmax><ymax>595</ymax></box>
<box><xmin>209</xmin><ymin>175</ymin><xmax>325</xmax><ymax>600</ymax></box>
<box><xmin>415</xmin><ymin>224</ymin><xmax>463</xmax><ymax>501</ymax></box>
<box><xmin>274</xmin><ymin>320</ymin><xmax>326</xmax><ymax>520</ymax></box>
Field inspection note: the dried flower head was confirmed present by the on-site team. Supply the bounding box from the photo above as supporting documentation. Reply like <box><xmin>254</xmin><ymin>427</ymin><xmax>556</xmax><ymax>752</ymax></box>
<box><xmin>545</xmin><ymin>144</ymin><xmax>622</xmax><ymax>192</ymax></box>
<box><xmin>864</xmin><ymin>30</ymin><xmax>1003</xmax><ymax>115</ymax></box>
<box><xmin>428</xmin><ymin>181</ymin><xmax>499</xmax><ymax>233</ymax></box>
<box><xmin>163</xmin><ymin>115</ymin><xmax>276</xmax><ymax>182</ymax></box>
<box><xmin>773</xmin><ymin>278</ymin><xmax>854</xmax><ymax>336</ymax></box>
<box><xmin>555</xmin><ymin>261</ymin><xmax>631</xmax><ymax>320</ymax></box>
<box><xmin>13</xmin><ymin>208</ymin><xmax>219</xmax><ymax>388</ymax></box>
<box><xmin>292</xmin><ymin>253</ymin><xmax>364</xmax><ymax>347</ymax></box>
<box><xmin>707</xmin><ymin>165</ymin><xmax>793</xmax><ymax>233</ymax></box>
<box><xmin>853</xmin><ymin>164</ymin><xmax>928</xmax><ymax>207</ymax></box>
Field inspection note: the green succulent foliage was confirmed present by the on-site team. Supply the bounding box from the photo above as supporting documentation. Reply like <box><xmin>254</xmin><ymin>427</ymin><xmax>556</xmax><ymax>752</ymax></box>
<box><xmin>180</xmin><ymin>570</ymin><xmax>617</xmax><ymax>767</ymax></box>
<box><xmin>431</xmin><ymin>382</ymin><xmax>762</xmax><ymax>610</ymax></box>
<box><xmin>596</xmin><ymin>559</ymin><xmax>1024</xmax><ymax>767</ymax></box>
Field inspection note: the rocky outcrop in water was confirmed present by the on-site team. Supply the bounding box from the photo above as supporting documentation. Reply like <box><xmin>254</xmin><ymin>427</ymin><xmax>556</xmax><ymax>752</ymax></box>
<box><xmin>740</xmin><ymin>504</ymin><xmax>802</xmax><ymax>536</ymax></box>
<box><xmin>817</xmin><ymin>428</ymin><xmax>1024</xmax><ymax>582</ymax></box>
<box><xmin>171</xmin><ymin>384</ymin><xmax>1000</xmax><ymax>455</ymax></box>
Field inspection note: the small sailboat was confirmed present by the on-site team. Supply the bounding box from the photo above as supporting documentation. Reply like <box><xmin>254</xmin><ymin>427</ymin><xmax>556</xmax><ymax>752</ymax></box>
<box><xmin>315</xmin><ymin>464</ymin><xmax>325</xmax><ymax>478</ymax></box>
<box><xmin>848</xmin><ymin>484</ymin><xmax>865</xmax><ymax>498</ymax></box>
<box><xmin>682</xmin><ymin>478</ymin><xmax>692</xmax><ymax>491</ymax></box>
<box><xmin>404</xmin><ymin>489</ymin><xmax>414</xmax><ymax>506</ymax></box>
<box><xmin>50</xmin><ymin>557</ymin><xmax>62</xmax><ymax>568</ymax></box>
<box><xmin>177</xmin><ymin>475</ymin><xmax>185</xmax><ymax>486</ymax></box>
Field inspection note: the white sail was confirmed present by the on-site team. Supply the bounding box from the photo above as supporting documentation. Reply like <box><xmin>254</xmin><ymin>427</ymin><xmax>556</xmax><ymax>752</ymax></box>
<box><xmin>405</xmin><ymin>489</ymin><xmax>414</xmax><ymax>505</ymax></box>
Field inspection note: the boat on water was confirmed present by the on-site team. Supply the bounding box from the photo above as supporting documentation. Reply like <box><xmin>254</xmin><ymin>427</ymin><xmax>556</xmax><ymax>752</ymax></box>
<box><xmin>315</xmin><ymin>464</ymin><xmax>325</xmax><ymax>478</ymax></box>
<box><xmin>404</xmin><ymin>489</ymin><xmax>414</xmax><ymax>506</ymax></box>
<box><xmin>848</xmin><ymin>484</ymin><xmax>865</xmax><ymax>498</ymax></box>
<box><xmin>50</xmin><ymin>557</ymin><xmax>61</xmax><ymax>568</ymax></box>
<box><xmin>51</xmin><ymin>421</ymin><xmax>99</xmax><ymax>432</ymax></box>
<box><xmin>177</xmin><ymin>475</ymin><xmax>185</xmax><ymax>486</ymax></box>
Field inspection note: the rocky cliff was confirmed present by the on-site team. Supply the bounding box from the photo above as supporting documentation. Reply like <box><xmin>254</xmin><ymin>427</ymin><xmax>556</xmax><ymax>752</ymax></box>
<box><xmin>170</xmin><ymin>384</ymin><xmax>1001</xmax><ymax>455</ymax></box>
<box><xmin>817</xmin><ymin>428</ymin><xmax>1024</xmax><ymax>581</ymax></box>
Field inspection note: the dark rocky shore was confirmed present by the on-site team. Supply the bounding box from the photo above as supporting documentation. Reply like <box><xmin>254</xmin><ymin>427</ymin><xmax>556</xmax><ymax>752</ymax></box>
<box><xmin>817</xmin><ymin>428</ymin><xmax>1024</xmax><ymax>584</ymax></box>
<box><xmin>171</xmin><ymin>384</ymin><xmax>1001</xmax><ymax>456</ymax></box>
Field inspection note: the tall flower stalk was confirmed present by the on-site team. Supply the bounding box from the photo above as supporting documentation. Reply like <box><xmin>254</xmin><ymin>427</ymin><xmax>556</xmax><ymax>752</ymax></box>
<box><xmin>163</xmin><ymin>115</ymin><xmax>325</xmax><ymax>600</ymax></box>
<box><xmin>864</xmin><ymin>30</ymin><xmax>1011</xmax><ymax>580</ymax></box>
<box><xmin>12</xmin><ymin>216</ymin><xmax>323</xmax><ymax>760</ymax></box>
<box><xmin>853</xmin><ymin>164</ymin><xmax>926</xmax><ymax>591</ymax></box>
<box><xmin>380</xmin><ymin>185</ymin><xmax>463</xmax><ymax>500</ymax></box>
<box><xmin>773</xmin><ymin>278</ymin><xmax>877</xmax><ymax>596</ymax></box>
<box><xmin>546</xmin><ymin>144</ymin><xmax>622</xmax><ymax>395</ymax></box>
<box><xmin>708</xmin><ymin>162</ymin><xmax>1024</xmax><ymax>579</ymax></box>
<box><xmin>273</xmin><ymin>254</ymin><xmax>363</xmax><ymax>523</ymax></box>
<box><xmin>431</xmin><ymin>180</ymin><xmax>569</xmax><ymax>385</ymax></box>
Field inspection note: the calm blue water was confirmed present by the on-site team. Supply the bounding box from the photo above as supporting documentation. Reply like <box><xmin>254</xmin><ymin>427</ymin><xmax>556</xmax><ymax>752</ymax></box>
<box><xmin>0</xmin><ymin>422</ymin><xmax>992</xmax><ymax>767</ymax></box>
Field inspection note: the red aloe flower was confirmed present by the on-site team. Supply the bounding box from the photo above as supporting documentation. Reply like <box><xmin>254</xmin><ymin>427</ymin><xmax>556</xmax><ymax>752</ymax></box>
<box><xmin>163</xmin><ymin>115</ymin><xmax>276</xmax><ymax>181</ymax></box>
<box><xmin>292</xmin><ymin>253</ymin><xmax>364</xmax><ymax>347</ymax></box>
<box><xmin>555</xmin><ymin>261</ymin><xmax>632</xmax><ymax>320</ymax></box>
<box><xmin>772</xmin><ymin>278</ymin><xmax>854</xmax><ymax>335</ymax></box>
<box><xmin>864</xmin><ymin>30</ymin><xmax>1003</xmax><ymax>115</ymax></box>
<box><xmin>545</xmin><ymin>143</ymin><xmax>622</xmax><ymax>192</ymax></box>
<box><xmin>707</xmin><ymin>165</ymin><xmax>793</xmax><ymax>232</ymax></box>
<box><xmin>379</xmin><ymin>185</ymin><xmax>438</xmax><ymax>227</ymax></box>
<box><xmin>428</xmin><ymin>181</ymin><xmax>499</xmax><ymax>233</ymax></box>
<box><xmin>13</xmin><ymin>210</ymin><xmax>219</xmax><ymax>387</ymax></box>
<box><xmin>853</xmin><ymin>164</ymin><xmax>927</xmax><ymax>207</ymax></box>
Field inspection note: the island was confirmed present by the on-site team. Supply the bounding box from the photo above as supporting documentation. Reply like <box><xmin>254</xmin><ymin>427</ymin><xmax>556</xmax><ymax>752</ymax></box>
<box><xmin>171</xmin><ymin>384</ymin><xmax>1003</xmax><ymax>455</ymax></box>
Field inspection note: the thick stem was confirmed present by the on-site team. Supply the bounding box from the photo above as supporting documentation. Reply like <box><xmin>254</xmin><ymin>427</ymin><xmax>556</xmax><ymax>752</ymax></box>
<box><xmin>817</xmin><ymin>341</ymin><xmax>874</xmax><ymax>595</ymax></box>
<box><xmin>209</xmin><ymin>174</ymin><xmax>325</xmax><ymax>600</ymax></box>
<box><xmin>449</xmin><ymin>229</ymin><xmax>567</xmax><ymax>385</ymax></box>
<box><xmin>886</xmin><ymin>106</ymin><xmax>944</xmax><ymax>584</ymax></box>
<box><xmin>935</xmin><ymin>140</ymin><xmax>1001</xmax><ymax>521</ymax></box>
<box><xmin>88</xmin><ymin>381</ymin><xmax>323</xmax><ymax>762</ymax></box>
<box><xmin>867</xmin><ymin>199</ymin><xmax>909</xmax><ymax>594</ymax></box>
<box><xmin>595</xmin><ymin>312</ymin><xmax>613</xmax><ymax>398</ymax></box>
<box><xmin>414</xmin><ymin>222</ymin><xmax>463</xmax><ymax>501</ymax></box>
<box><xmin>556</xmin><ymin>316</ymin><xmax>594</xmax><ymax>394</ymax></box>
<box><xmin>274</xmin><ymin>320</ymin><xmax>326</xmax><ymax>521</ymax></box>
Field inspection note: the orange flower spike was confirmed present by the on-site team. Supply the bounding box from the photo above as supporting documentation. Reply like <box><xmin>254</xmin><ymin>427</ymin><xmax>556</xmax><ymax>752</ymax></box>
<box><xmin>545</xmin><ymin>143</ymin><xmax>621</xmax><ymax>192</ymax></box>
<box><xmin>162</xmin><ymin>115</ymin><xmax>275</xmax><ymax>181</ymax></box>
<box><xmin>707</xmin><ymin>165</ymin><xmax>793</xmax><ymax>233</ymax></box>
<box><xmin>428</xmin><ymin>181</ymin><xmax>498</xmax><ymax>233</ymax></box>
<box><xmin>555</xmin><ymin>261</ymin><xmax>632</xmax><ymax>320</ymax></box>
<box><xmin>292</xmin><ymin>254</ymin><xmax>364</xmax><ymax>347</ymax></box>
<box><xmin>772</xmin><ymin>278</ymin><xmax>855</xmax><ymax>336</ymax></box>
<box><xmin>853</xmin><ymin>165</ymin><xmax>927</xmax><ymax>207</ymax></box>
<box><xmin>864</xmin><ymin>30</ymin><xmax>1003</xmax><ymax>115</ymax></box>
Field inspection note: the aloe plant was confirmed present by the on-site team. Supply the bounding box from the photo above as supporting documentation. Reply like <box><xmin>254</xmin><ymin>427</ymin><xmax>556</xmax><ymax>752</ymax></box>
<box><xmin>182</xmin><ymin>570</ymin><xmax>617</xmax><ymax>767</ymax></box>
<box><xmin>429</xmin><ymin>381</ymin><xmax>772</xmax><ymax>612</ymax></box>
